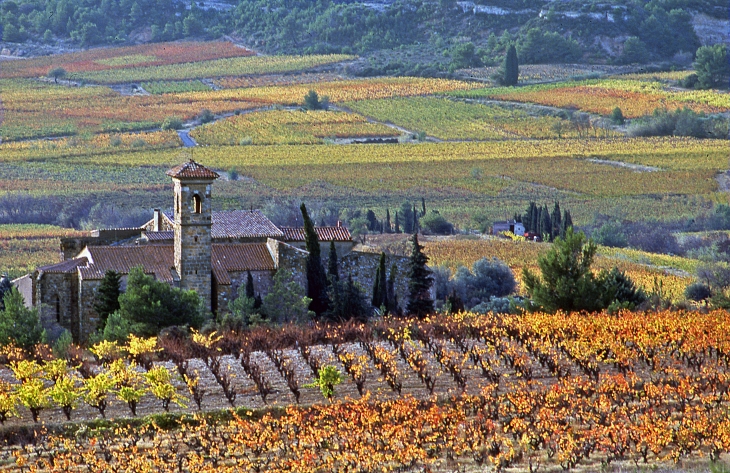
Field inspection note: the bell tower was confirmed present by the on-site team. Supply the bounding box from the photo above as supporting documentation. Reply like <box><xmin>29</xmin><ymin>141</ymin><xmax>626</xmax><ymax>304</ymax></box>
<box><xmin>166</xmin><ymin>160</ymin><xmax>219</xmax><ymax>310</ymax></box>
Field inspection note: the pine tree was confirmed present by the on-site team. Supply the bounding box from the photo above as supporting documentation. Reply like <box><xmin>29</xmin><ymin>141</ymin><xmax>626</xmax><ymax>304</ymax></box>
<box><xmin>94</xmin><ymin>270</ymin><xmax>121</xmax><ymax>330</ymax></box>
<box><xmin>301</xmin><ymin>203</ymin><xmax>330</xmax><ymax>316</ymax></box>
<box><xmin>522</xmin><ymin>228</ymin><xmax>601</xmax><ymax>313</ymax></box>
<box><xmin>503</xmin><ymin>44</ymin><xmax>519</xmax><ymax>86</ymax></box>
<box><xmin>387</xmin><ymin>263</ymin><xmax>400</xmax><ymax>315</ymax></box>
<box><xmin>385</xmin><ymin>209</ymin><xmax>391</xmax><ymax>233</ymax></box>
<box><xmin>406</xmin><ymin>234</ymin><xmax>434</xmax><ymax>318</ymax></box>
<box><xmin>372</xmin><ymin>253</ymin><xmax>388</xmax><ymax>309</ymax></box>
<box><xmin>327</xmin><ymin>240</ymin><xmax>339</xmax><ymax>283</ymax></box>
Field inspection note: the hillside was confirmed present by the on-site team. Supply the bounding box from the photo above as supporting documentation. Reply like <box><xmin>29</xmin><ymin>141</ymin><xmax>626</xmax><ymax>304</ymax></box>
<box><xmin>0</xmin><ymin>0</ymin><xmax>728</xmax><ymax>75</ymax></box>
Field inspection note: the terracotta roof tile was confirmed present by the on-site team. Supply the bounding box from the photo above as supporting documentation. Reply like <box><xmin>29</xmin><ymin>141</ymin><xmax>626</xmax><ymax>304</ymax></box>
<box><xmin>281</xmin><ymin>226</ymin><xmax>352</xmax><ymax>242</ymax></box>
<box><xmin>143</xmin><ymin>231</ymin><xmax>173</xmax><ymax>241</ymax></box>
<box><xmin>77</xmin><ymin>244</ymin><xmax>275</xmax><ymax>285</ymax></box>
<box><xmin>162</xmin><ymin>210</ymin><xmax>284</xmax><ymax>239</ymax></box>
<box><xmin>212</xmin><ymin>244</ymin><xmax>275</xmax><ymax>279</ymax></box>
<box><xmin>166</xmin><ymin>160</ymin><xmax>220</xmax><ymax>180</ymax></box>
<box><xmin>212</xmin><ymin>210</ymin><xmax>284</xmax><ymax>239</ymax></box>
<box><xmin>79</xmin><ymin>246</ymin><xmax>175</xmax><ymax>282</ymax></box>
<box><xmin>38</xmin><ymin>257</ymin><xmax>88</xmax><ymax>274</ymax></box>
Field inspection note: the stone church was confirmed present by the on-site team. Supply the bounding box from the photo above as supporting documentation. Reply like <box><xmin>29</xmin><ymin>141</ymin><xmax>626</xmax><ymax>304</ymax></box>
<box><xmin>16</xmin><ymin>160</ymin><xmax>410</xmax><ymax>342</ymax></box>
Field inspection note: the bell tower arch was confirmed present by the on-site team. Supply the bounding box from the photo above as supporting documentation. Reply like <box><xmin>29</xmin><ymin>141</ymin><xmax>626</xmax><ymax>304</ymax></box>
<box><xmin>166</xmin><ymin>160</ymin><xmax>219</xmax><ymax>310</ymax></box>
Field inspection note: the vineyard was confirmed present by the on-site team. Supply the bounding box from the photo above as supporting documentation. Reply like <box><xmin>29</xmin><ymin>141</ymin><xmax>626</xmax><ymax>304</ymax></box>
<box><xmin>190</xmin><ymin>109</ymin><xmax>399</xmax><ymax>146</ymax></box>
<box><xmin>344</xmin><ymin>97</ymin><xmax>592</xmax><ymax>140</ymax></box>
<box><xmin>0</xmin><ymin>225</ymin><xmax>87</xmax><ymax>279</ymax></box>
<box><xmin>4</xmin><ymin>311</ymin><xmax>730</xmax><ymax>471</ymax></box>
<box><xmin>71</xmin><ymin>54</ymin><xmax>355</xmax><ymax>84</ymax></box>
<box><xmin>217</xmin><ymin>77</ymin><xmax>481</xmax><ymax>104</ymax></box>
<box><xmin>0</xmin><ymin>41</ymin><xmax>256</xmax><ymax>79</ymax></box>
<box><xmin>451</xmin><ymin>78</ymin><xmax>730</xmax><ymax>117</ymax></box>
<box><xmin>0</xmin><ymin>137</ymin><xmax>721</xmax><ymax>228</ymax></box>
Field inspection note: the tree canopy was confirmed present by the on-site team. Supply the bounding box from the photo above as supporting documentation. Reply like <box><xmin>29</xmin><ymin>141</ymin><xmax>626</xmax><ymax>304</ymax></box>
<box><xmin>117</xmin><ymin>266</ymin><xmax>204</xmax><ymax>337</ymax></box>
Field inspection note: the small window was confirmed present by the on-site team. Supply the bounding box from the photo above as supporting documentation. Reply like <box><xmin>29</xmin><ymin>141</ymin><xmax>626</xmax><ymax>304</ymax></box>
<box><xmin>192</xmin><ymin>194</ymin><xmax>202</xmax><ymax>214</ymax></box>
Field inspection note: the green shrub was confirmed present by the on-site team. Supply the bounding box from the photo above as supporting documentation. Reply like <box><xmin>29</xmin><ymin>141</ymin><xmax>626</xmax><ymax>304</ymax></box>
<box><xmin>160</xmin><ymin>116</ymin><xmax>183</xmax><ymax>131</ymax></box>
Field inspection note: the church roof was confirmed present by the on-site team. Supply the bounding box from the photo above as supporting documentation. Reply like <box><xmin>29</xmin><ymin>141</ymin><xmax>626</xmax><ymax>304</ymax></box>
<box><xmin>212</xmin><ymin>244</ymin><xmax>276</xmax><ymax>285</ymax></box>
<box><xmin>79</xmin><ymin>246</ymin><xmax>175</xmax><ymax>282</ymax></box>
<box><xmin>166</xmin><ymin>160</ymin><xmax>220</xmax><ymax>180</ymax></box>
<box><xmin>159</xmin><ymin>210</ymin><xmax>285</xmax><ymax>239</ymax></box>
<box><xmin>77</xmin><ymin>244</ymin><xmax>275</xmax><ymax>284</ymax></box>
<box><xmin>212</xmin><ymin>210</ymin><xmax>284</xmax><ymax>239</ymax></box>
<box><xmin>280</xmin><ymin>226</ymin><xmax>352</xmax><ymax>242</ymax></box>
<box><xmin>37</xmin><ymin>257</ymin><xmax>88</xmax><ymax>274</ymax></box>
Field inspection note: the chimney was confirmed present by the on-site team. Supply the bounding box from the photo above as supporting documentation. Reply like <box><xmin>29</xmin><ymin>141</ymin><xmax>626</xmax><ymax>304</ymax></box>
<box><xmin>336</xmin><ymin>220</ymin><xmax>342</xmax><ymax>227</ymax></box>
<box><xmin>153</xmin><ymin>209</ymin><xmax>161</xmax><ymax>232</ymax></box>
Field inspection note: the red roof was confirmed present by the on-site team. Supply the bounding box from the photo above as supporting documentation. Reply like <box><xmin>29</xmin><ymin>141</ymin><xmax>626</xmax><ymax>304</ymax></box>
<box><xmin>212</xmin><ymin>244</ymin><xmax>276</xmax><ymax>285</ymax></box>
<box><xmin>143</xmin><ymin>231</ymin><xmax>174</xmax><ymax>241</ymax></box>
<box><xmin>212</xmin><ymin>210</ymin><xmax>284</xmax><ymax>239</ymax></box>
<box><xmin>166</xmin><ymin>160</ymin><xmax>220</xmax><ymax>180</ymax></box>
<box><xmin>77</xmin><ymin>244</ymin><xmax>275</xmax><ymax>284</ymax></box>
<box><xmin>280</xmin><ymin>226</ymin><xmax>352</xmax><ymax>242</ymax></box>
<box><xmin>80</xmin><ymin>246</ymin><xmax>175</xmax><ymax>282</ymax></box>
<box><xmin>38</xmin><ymin>257</ymin><xmax>88</xmax><ymax>274</ymax></box>
<box><xmin>160</xmin><ymin>210</ymin><xmax>284</xmax><ymax>239</ymax></box>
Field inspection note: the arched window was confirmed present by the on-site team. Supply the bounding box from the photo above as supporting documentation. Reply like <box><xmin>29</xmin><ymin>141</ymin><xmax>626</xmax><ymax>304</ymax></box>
<box><xmin>192</xmin><ymin>194</ymin><xmax>202</xmax><ymax>214</ymax></box>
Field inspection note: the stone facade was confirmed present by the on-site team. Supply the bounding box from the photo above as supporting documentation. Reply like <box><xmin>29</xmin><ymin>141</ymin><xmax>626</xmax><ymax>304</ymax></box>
<box><xmin>173</xmin><ymin>177</ymin><xmax>214</xmax><ymax>311</ymax></box>
<box><xmin>22</xmin><ymin>160</ymin><xmax>418</xmax><ymax>343</ymax></box>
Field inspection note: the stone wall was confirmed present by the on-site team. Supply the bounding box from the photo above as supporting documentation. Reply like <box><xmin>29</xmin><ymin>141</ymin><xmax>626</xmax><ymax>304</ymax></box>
<box><xmin>61</xmin><ymin>229</ymin><xmax>142</xmax><ymax>260</ymax></box>
<box><xmin>332</xmin><ymin>252</ymin><xmax>411</xmax><ymax>311</ymax></box>
<box><xmin>214</xmin><ymin>270</ymin><xmax>274</xmax><ymax>315</ymax></box>
<box><xmin>12</xmin><ymin>275</ymin><xmax>34</xmax><ymax>308</ymax></box>
<box><xmin>285</xmin><ymin>241</ymin><xmax>355</xmax><ymax>258</ymax></box>
<box><xmin>78</xmin><ymin>279</ymin><xmax>101</xmax><ymax>343</ymax></box>
<box><xmin>36</xmin><ymin>272</ymin><xmax>79</xmax><ymax>341</ymax></box>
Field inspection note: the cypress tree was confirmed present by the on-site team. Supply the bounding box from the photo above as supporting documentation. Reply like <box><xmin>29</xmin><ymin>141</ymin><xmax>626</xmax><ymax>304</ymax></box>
<box><xmin>301</xmin><ymin>203</ymin><xmax>330</xmax><ymax>316</ymax></box>
<box><xmin>385</xmin><ymin>209</ymin><xmax>391</xmax><ymax>233</ymax></box>
<box><xmin>328</xmin><ymin>240</ymin><xmax>339</xmax><ymax>283</ymax></box>
<box><xmin>387</xmin><ymin>262</ymin><xmax>400</xmax><ymax>315</ymax></box>
<box><xmin>541</xmin><ymin>204</ymin><xmax>552</xmax><ymax>240</ymax></box>
<box><xmin>406</xmin><ymin>234</ymin><xmax>434</xmax><ymax>318</ymax></box>
<box><xmin>562</xmin><ymin>209</ymin><xmax>573</xmax><ymax>235</ymax></box>
<box><xmin>551</xmin><ymin>202</ymin><xmax>562</xmax><ymax>239</ymax></box>
<box><xmin>245</xmin><ymin>270</ymin><xmax>255</xmax><ymax>299</ymax></box>
<box><xmin>421</xmin><ymin>197</ymin><xmax>426</xmax><ymax>217</ymax></box>
<box><xmin>94</xmin><ymin>270</ymin><xmax>121</xmax><ymax>330</ymax></box>
<box><xmin>394</xmin><ymin>211</ymin><xmax>400</xmax><ymax>233</ymax></box>
<box><xmin>529</xmin><ymin>202</ymin><xmax>538</xmax><ymax>234</ymax></box>
<box><xmin>372</xmin><ymin>252</ymin><xmax>388</xmax><ymax>309</ymax></box>
<box><xmin>372</xmin><ymin>266</ymin><xmax>382</xmax><ymax>308</ymax></box>
<box><xmin>504</xmin><ymin>44</ymin><xmax>519</xmax><ymax>86</ymax></box>
<box><xmin>412</xmin><ymin>204</ymin><xmax>419</xmax><ymax>234</ymax></box>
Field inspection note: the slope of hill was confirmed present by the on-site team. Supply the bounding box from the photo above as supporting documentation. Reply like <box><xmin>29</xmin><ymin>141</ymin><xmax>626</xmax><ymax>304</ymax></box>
<box><xmin>0</xmin><ymin>0</ymin><xmax>727</xmax><ymax>73</ymax></box>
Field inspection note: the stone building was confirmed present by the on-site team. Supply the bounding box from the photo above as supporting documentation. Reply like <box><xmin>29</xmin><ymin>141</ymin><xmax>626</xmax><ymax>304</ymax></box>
<box><xmin>18</xmin><ymin>160</ymin><xmax>411</xmax><ymax>342</ymax></box>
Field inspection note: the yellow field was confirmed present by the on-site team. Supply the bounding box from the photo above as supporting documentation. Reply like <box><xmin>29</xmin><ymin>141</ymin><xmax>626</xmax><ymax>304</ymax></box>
<box><xmin>344</xmin><ymin>97</ymin><xmax>591</xmax><ymax>140</ymax></box>
<box><xmin>0</xmin><ymin>225</ymin><xmax>87</xmax><ymax>278</ymax></box>
<box><xmin>215</xmin><ymin>78</ymin><xmax>481</xmax><ymax>104</ymax></box>
<box><xmin>453</xmin><ymin>78</ymin><xmax>730</xmax><ymax>117</ymax></box>
<box><xmin>190</xmin><ymin>110</ymin><xmax>399</xmax><ymax>145</ymax></box>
